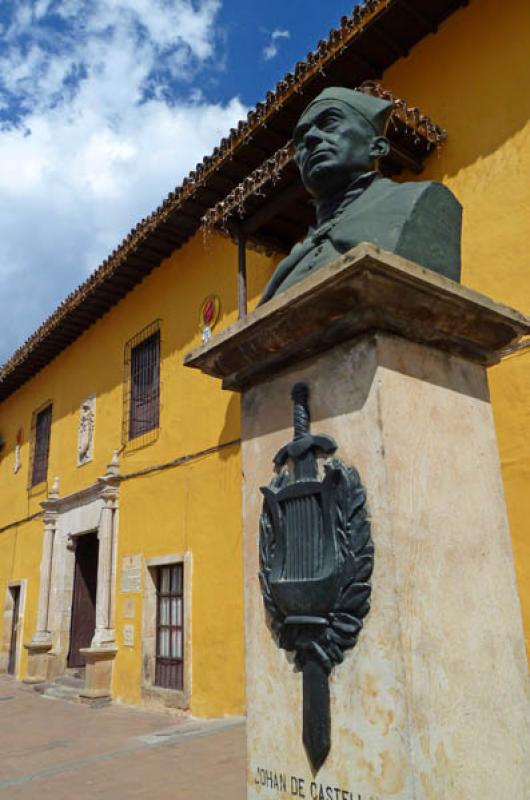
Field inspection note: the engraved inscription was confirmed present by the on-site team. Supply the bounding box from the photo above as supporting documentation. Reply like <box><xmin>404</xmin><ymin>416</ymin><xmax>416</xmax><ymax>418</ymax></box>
<box><xmin>253</xmin><ymin>767</ymin><xmax>379</xmax><ymax>800</ymax></box>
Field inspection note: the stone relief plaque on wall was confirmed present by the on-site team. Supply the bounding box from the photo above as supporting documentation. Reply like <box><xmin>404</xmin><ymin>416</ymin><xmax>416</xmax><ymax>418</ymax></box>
<box><xmin>77</xmin><ymin>394</ymin><xmax>96</xmax><ymax>466</ymax></box>
<box><xmin>122</xmin><ymin>599</ymin><xmax>135</xmax><ymax>619</ymax></box>
<box><xmin>123</xmin><ymin>624</ymin><xmax>135</xmax><ymax>647</ymax></box>
<box><xmin>13</xmin><ymin>427</ymin><xmax>22</xmax><ymax>474</ymax></box>
<box><xmin>121</xmin><ymin>554</ymin><xmax>142</xmax><ymax>593</ymax></box>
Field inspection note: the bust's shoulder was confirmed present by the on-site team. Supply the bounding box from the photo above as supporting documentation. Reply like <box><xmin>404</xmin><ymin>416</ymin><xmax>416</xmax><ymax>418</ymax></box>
<box><xmin>374</xmin><ymin>178</ymin><xmax>461</xmax><ymax>208</ymax></box>
<box><xmin>385</xmin><ymin>179</ymin><xmax>462</xmax><ymax>281</ymax></box>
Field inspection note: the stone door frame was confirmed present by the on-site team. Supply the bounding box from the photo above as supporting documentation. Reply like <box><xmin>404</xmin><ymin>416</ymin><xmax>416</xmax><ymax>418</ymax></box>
<box><xmin>24</xmin><ymin>454</ymin><xmax>120</xmax><ymax>696</ymax></box>
<box><xmin>0</xmin><ymin>580</ymin><xmax>27</xmax><ymax>678</ymax></box>
<box><xmin>141</xmin><ymin>552</ymin><xmax>192</xmax><ymax>710</ymax></box>
<box><xmin>48</xmin><ymin>485</ymin><xmax>104</xmax><ymax>679</ymax></box>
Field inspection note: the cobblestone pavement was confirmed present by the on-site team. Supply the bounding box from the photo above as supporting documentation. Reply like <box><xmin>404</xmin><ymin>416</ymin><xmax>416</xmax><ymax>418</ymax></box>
<box><xmin>0</xmin><ymin>675</ymin><xmax>245</xmax><ymax>799</ymax></box>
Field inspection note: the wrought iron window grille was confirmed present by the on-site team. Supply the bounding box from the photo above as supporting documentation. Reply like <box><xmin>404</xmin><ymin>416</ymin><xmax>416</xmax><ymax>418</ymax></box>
<box><xmin>122</xmin><ymin>320</ymin><xmax>162</xmax><ymax>448</ymax></box>
<box><xmin>29</xmin><ymin>402</ymin><xmax>52</xmax><ymax>489</ymax></box>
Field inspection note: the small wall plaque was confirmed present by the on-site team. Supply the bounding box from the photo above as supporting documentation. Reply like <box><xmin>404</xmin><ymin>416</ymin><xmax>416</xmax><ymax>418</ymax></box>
<box><xmin>123</xmin><ymin>624</ymin><xmax>135</xmax><ymax>647</ymax></box>
<box><xmin>121</xmin><ymin>554</ymin><xmax>142</xmax><ymax>593</ymax></box>
<box><xmin>123</xmin><ymin>599</ymin><xmax>135</xmax><ymax>619</ymax></box>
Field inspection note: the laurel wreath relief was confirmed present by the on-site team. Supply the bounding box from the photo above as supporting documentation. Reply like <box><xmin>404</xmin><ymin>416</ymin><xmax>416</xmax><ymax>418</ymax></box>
<box><xmin>259</xmin><ymin>457</ymin><xmax>373</xmax><ymax>674</ymax></box>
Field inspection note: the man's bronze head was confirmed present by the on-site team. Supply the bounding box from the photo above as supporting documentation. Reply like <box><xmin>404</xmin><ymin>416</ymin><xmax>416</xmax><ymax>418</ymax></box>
<box><xmin>293</xmin><ymin>88</ymin><xmax>393</xmax><ymax>199</ymax></box>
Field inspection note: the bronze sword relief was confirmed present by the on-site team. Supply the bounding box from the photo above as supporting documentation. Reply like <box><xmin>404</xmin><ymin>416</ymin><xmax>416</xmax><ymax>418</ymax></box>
<box><xmin>259</xmin><ymin>382</ymin><xmax>374</xmax><ymax>771</ymax></box>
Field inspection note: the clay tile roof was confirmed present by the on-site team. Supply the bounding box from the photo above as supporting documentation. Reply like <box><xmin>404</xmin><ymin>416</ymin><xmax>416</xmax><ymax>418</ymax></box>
<box><xmin>0</xmin><ymin>0</ymin><xmax>469</xmax><ymax>402</ymax></box>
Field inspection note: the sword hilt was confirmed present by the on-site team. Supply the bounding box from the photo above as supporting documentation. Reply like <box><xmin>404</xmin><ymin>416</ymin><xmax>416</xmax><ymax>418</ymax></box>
<box><xmin>292</xmin><ymin>382</ymin><xmax>310</xmax><ymax>440</ymax></box>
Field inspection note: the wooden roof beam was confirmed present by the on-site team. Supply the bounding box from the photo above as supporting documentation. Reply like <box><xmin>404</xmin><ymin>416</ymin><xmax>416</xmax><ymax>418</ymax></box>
<box><xmin>387</xmin><ymin>142</ymin><xmax>424</xmax><ymax>174</ymax></box>
<box><xmin>168</xmin><ymin>210</ymin><xmax>202</xmax><ymax>229</ymax></box>
<box><xmin>192</xmin><ymin>186</ymin><xmax>226</xmax><ymax>206</ymax></box>
<box><xmin>242</xmin><ymin>183</ymin><xmax>306</xmax><ymax>236</ymax></box>
<box><xmin>203</xmin><ymin>173</ymin><xmax>235</xmax><ymax>193</ymax></box>
<box><xmin>247</xmin><ymin>229</ymin><xmax>292</xmax><ymax>256</ymax></box>
<box><xmin>351</xmin><ymin>53</ymin><xmax>383</xmax><ymax>81</ymax></box>
<box><xmin>373</xmin><ymin>26</ymin><xmax>410</xmax><ymax>58</ymax></box>
<box><xmin>135</xmin><ymin>242</ymin><xmax>175</xmax><ymax>260</ymax></box>
<box><xmin>47</xmin><ymin>320</ymin><xmax>86</xmax><ymax>336</ymax></box>
<box><xmin>399</xmin><ymin>0</ymin><xmax>438</xmax><ymax>33</ymax></box>
<box><xmin>178</xmin><ymin>197</ymin><xmax>211</xmax><ymax>214</ymax></box>
<box><xmin>97</xmin><ymin>276</ymin><xmax>137</xmax><ymax>291</ymax></box>
<box><xmin>251</xmin><ymin>126</ymin><xmax>288</xmax><ymax>151</ymax></box>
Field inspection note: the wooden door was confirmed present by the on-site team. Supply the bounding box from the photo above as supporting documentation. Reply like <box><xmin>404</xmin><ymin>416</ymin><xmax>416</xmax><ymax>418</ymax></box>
<box><xmin>7</xmin><ymin>586</ymin><xmax>21</xmax><ymax>676</ymax></box>
<box><xmin>68</xmin><ymin>532</ymin><xmax>99</xmax><ymax>668</ymax></box>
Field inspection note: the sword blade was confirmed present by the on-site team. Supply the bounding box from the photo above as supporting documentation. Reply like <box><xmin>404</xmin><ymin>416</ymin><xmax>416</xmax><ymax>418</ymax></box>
<box><xmin>302</xmin><ymin>655</ymin><xmax>331</xmax><ymax>772</ymax></box>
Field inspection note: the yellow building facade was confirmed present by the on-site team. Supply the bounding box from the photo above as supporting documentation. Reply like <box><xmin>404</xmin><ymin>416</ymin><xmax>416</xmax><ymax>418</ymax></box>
<box><xmin>1</xmin><ymin>0</ymin><xmax>529</xmax><ymax>714</ymax></box>
<box><xmin>0</xmin><ymin>234</ymin><xmax>274</xmax><ymax>715</ymax></box>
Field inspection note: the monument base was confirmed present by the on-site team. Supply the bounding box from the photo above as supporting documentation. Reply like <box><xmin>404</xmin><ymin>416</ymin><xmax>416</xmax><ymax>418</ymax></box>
<box><xmin>185</xmin><ymin>245</ymin><xmax>530</xmax><ymax>799</ymax></box>
<box><xmin>23</xmin><ymin>639</ymin><xmax>52</xmax><ymax>684</ymax></box>
<box><xmin>242</xmin><ymin>332</ymin><xmax>529</xmax><ymax>799</ymax></box>
<box><xmin>79</xmin><ymin>645</ymin><xmax>117</xmax><ymax>701</ymax></box>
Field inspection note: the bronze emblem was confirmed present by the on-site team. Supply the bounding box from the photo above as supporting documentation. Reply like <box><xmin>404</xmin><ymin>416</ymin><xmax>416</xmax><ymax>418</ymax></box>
<box><xmin>259</xmin><ymin>383</ymin><xmax>373</xmax><ymax>771</ymax></box>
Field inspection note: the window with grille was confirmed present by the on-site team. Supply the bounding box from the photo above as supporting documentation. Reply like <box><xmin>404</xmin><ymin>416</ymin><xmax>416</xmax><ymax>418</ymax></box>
<box><xmin>31</xmin><ymin>404</ymin><xmax>52</xmax><ymax>487</ymax></box>
<box><xmin>125</xmin><ymin>324</ymin><xmax>160</xmax><ymax>441</ymax></box>
<box><xmin>155</xmin><ymin>564</ymin><xmax>184</xmax><ymax>690</ymax></box>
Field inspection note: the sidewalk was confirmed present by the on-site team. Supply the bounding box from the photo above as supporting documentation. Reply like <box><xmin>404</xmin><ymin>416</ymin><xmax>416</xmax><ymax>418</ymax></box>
<box><xmin>0</xmin><ymin>675</ymin><xmax>245</xmax><ymax>799</ymax></box>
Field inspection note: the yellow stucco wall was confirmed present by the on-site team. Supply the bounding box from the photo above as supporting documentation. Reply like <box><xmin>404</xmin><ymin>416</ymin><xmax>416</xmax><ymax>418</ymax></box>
<box><xmin>0</xmin><ymin>518</ymin><xmax>42</xmax><ymax>680</ymax></box>
<box><xmin>114</xmin><ymin>448</ymin><xmax>245</xmax><ymax>715</ymax></box>
<box><xmin>0</xmin><ymin>230</ymin><xmax>275</xmax><ymax>715</ymax></box>
<box><xmin>0</xmin><ymin>231</ymin><xmax>274</xmax><ymax>525</ymax></box>
<box><xmin>382</xmin><ymin>0</ymin><xmax>530</xmax><ymax>654</ymax></box>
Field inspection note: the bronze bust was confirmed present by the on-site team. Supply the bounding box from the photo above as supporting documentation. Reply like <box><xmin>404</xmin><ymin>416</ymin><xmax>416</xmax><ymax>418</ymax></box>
<box><xmin>259</xmin><ymin>88</ymin><xmax>462</xmax><ymax>305</ymax></box>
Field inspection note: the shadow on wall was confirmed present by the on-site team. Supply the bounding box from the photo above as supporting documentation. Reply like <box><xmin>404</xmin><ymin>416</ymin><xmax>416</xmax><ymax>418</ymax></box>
<box><xmin>241</xmin><ymin>334</ymin><xmax>490</xmax><ymax>443</ymax></box>
<box><xmin>382</xmin><ymin>0</ymin><xmax>530</xmax><ymax>183</ymax></box>
<box><xmin>217</xmin><ymin>393</ymin><xmax>241</xmax><ymax>458</ymax></box>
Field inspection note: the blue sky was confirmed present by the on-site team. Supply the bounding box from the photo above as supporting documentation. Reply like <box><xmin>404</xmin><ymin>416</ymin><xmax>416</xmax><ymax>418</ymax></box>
<box><xmin>0</xmin><ymin>1</ymin><xmax>356</xmax><ymax>363</ymax></box>
<box><xmin>213</xmin><ymin>1</ymin><xmax>354</xmax><ymax>106</ymax></box>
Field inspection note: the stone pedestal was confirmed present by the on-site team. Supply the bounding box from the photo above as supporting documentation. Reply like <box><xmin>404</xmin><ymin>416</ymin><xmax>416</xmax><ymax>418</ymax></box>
<box><xmin>79</xmin><ymin>645</ymin><xmax>117</xmax><ymax>701</ymax></box>
<box><xmin>185</xmin><ymin>244</ymin><xmax>530</xmax><ymax>799</ymax></box>
<box><xmin>23</xmin><ymin>640</ymin><xmax>53</xmax><ymax>684</ymax></box>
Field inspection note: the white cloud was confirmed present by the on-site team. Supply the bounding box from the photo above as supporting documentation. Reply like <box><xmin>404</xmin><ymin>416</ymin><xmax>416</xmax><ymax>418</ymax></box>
<box><xmin>0</xmin><ymin>1</ymin><xmax>247</xmax><ymax>363</ymax></box>
<box><xmin>262</xmin><ymin>28</ymin><xmax>290</xmax><ymax>62</ymax></box>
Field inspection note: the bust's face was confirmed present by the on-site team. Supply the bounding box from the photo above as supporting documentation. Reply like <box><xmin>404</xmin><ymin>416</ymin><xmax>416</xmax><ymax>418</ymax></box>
<box><xmin>293</xmin><ymin>102</ymin><xmax>374</xmax><ymax>198</ymax></box>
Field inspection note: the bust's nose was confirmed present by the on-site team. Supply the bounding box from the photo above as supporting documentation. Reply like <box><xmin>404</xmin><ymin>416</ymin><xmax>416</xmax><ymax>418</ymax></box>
<box><xmin>303</xmin><ymin>124</ymin><xmax>324</xmax><ymax>147</ymax></box>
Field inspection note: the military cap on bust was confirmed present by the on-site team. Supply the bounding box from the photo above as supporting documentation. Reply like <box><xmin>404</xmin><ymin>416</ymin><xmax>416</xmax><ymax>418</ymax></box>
<box><xmin>303</xmin><ymin>87</ymin><xmax>393</xmax><ymax>136</ymax></box>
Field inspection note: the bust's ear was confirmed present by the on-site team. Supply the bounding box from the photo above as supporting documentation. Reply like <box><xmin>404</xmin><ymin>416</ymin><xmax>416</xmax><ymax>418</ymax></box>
<box><xmin>369</xmin><ymin>135</ymin><xmax>390</xmax><ymax>160</ymax></box>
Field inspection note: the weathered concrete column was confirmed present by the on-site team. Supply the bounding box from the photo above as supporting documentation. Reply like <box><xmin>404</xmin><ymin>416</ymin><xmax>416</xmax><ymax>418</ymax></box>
<box><xmin>185</xmin><ymin>244</ymin><xmax>530</xmax><ymax>800</ymax></box>
<box><xmin>79</xmin><ymin>452</ymin><xmax>119</xmax><ymax>701</ymax></box>
<box><xmin>24</xmin><ymin>478</ymin><xmax>60</xmax><ymax>683</ymax></box>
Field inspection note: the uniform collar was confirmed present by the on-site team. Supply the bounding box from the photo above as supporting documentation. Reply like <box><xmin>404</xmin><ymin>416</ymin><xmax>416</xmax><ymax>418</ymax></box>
<box><xmin>314</xmin><ymin>171</ymin><xmax>380</xmax><ymax>226</ymax></box>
